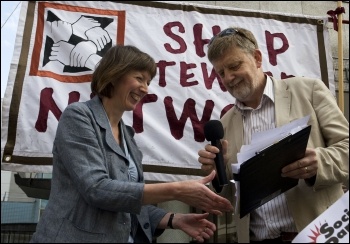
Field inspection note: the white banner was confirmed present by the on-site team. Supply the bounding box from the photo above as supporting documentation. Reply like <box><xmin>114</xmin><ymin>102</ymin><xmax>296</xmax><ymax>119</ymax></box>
<box><xmin>292</xmin><ymin>191</ymin><xmax>349</xmax><ymax>243</ymax></box>
<box><xmin>1</xmin><ymin>1</ymin><xmax>335</xmax><ymax>182</ymax></box>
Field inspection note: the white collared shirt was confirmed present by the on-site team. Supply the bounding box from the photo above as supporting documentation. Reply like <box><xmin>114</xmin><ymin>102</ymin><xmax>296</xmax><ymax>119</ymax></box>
<box><xmin>235</xmin><ymin>76</ymin><xmax>298</xmax><ymax>240</ymax></box>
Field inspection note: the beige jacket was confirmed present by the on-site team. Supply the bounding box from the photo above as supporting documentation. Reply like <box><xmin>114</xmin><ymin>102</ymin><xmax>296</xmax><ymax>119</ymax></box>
<box><xmin>213</xmin><ymin>77</ymin><xmax>349</xmax><ymax>243</ymax></box>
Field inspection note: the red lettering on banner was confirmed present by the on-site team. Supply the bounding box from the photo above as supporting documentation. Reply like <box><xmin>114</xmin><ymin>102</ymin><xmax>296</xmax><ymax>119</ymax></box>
<box><xmin>133</xmin><ymin>94</ymin><xmax>158</xmax><ymax>133</ymax></box>
<box><xmin>157</xmin><ymin>61</ymin><xmax>225</xmax><ymax>90</ymax></box>
<box><xmin>193</xmin><ymin>24</ymin><xmax>221</xmax><ymax>57</ymax></box>
<box><xmin>164</xmin><ymin>96</ymin><xmax>214</xmax><ymax>141</ymax></box>
<box><xmin>157</xmin><ymin>60</ymin><xmax>176</xmax><ymax>87</ymax></box>
<box><xmin>192</xmin><ymin>23</ymin><xmax>210</xmax><ymax>57</ymax></box>
<box><xmin>180</xmin><ymin>61</ymin><xmax>198</xmax><ymax>86</ymax></box>
<box><xmin>212</xmin><ymin>26</ymin><xmax>222</xmax><ymax>37</ymax></box>
<box><xmin>35</xmin><ymin>88</ymin><xmax>80</xmax><ymax>132</ymax></box>
<box><xmin>34</xmin><ymin>88</ymin><xmax>233</xmax><ymax>142</ymax></box>
<box><xmin>200</xmin><ymin>63</ymin><xmax>226</xmax><ymax>91</ymax></box>
<box><xmin>163</xmin><ymin>22</ymin><xmax>187</xmax><ymax>53</ymax></box>
<box><xmin>221</xmin><ymin>104</ymin><xmax>234</xmax><ymax>118</ymax></box>
<box><xmin>193</xmin><ymin>23</ymin><xmax>207</xmax><ymax>57</ymax></box>
<box><xmin>265</xmin><ymin>31</ymin><xmax>289</xmax><ymax>66</ymax></box>
<box><xmin>165</xmin><ymin>22</ymin><xmax>221</xmax><ymax>57</ymax></box>
<box><xmin>264</xmin><ymin>71</ymin><xmax>295</xmax><ymax>79</ymax></box>
<box><xmin>281</xmin><ymin>72</ymin><xmax>295</xmax><ymax>79</ymax></box>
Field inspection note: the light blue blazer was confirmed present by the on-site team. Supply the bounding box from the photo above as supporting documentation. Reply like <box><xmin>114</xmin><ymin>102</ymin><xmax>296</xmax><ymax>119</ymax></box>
<box><xmin>30</xmin><ymin>95</ymin><xmax>167</xmax><ymax>243</ymax></box>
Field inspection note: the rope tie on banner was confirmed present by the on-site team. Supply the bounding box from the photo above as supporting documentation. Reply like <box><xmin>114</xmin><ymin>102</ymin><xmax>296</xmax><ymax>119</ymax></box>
<box><xmin>327</xmin><ymin>7</ymin><xmax>345</xmax><ymax>31</ymax></box>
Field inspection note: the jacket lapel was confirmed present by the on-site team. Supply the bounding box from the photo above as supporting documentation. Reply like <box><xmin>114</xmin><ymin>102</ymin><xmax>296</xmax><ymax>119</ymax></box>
<box><xmin>86</xmin><ymin>96</ymin><xmax>125</xmax><ymax>157</ymax></box>
<box><xmin>272</xmin><ymin>77</ymin><xmax>291</xmax><ymax>127</ymax></box>
<box><xmin>122</xmin><ymin>124</ymin><xmax>144</xmax><ymax>181</ymax></box>
<box><xmin>230</xmin><ymin>108</ymin><xmax>244</xmax><ymax>156</ymax></box>
<box><xmin>86</xmin><ymin>96</ymin><xmax>143</xmax><ymax>181</ymax></box>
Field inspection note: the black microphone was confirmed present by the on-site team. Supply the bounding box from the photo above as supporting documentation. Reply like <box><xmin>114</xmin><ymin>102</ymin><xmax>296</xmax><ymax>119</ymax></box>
<box><xmin>204</xmin><ymin>120</ymin><xmax>228</xmax><ymax>187</ymax></box>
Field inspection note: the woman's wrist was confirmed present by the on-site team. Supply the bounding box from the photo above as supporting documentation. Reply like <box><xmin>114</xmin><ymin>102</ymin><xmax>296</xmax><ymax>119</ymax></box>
<box><xmin>167</xmin><ymin>213</ymin><xmax>176</xmax><ymax>229</ymax></box>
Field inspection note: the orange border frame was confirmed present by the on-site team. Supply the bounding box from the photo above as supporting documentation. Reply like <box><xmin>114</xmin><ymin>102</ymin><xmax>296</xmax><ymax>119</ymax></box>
<box><xmin>29</xmin><ymin>1</ymin><xmax>125</xmax><ymax>83</ymax></box>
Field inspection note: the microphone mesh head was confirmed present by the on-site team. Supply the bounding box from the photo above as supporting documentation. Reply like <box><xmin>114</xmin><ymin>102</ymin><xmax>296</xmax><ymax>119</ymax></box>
<box><xmin>204</xmin><ymin>120</ymin><xmax>224</xmax><ymax>141</ymax></box>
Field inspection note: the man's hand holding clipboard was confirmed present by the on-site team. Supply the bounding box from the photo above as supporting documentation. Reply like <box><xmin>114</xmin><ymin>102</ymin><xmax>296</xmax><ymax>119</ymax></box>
<box><xmin>232</xmin><ymin>115</ymin><xmax>312</xmax><ymax>218</ymax></box>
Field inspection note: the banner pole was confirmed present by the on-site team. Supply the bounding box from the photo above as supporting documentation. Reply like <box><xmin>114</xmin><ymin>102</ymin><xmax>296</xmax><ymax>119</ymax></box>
<box><xmin>337</xmin><ymin>1</ymin><xmax>344</xmax><ymax>113</ymax></box>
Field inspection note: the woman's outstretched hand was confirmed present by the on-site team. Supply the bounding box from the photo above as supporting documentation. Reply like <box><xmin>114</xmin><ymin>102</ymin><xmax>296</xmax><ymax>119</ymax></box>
<box><xmin>172</xmin><ymin>212</ymin><xmax>216</xmax><ymax>243</ymax></box>
<box><xmin>177</xmin><ymin>170</ymin><xmax>233</xmax><ymax>215</ymax></box>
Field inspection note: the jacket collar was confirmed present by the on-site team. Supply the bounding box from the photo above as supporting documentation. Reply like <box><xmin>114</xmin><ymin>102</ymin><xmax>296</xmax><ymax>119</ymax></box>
<box><xmin>85</xmin><ymin>96</ymin><xmax>142</xmax><ymax>176</ymax></box>
<box><xmin>85</xmin><ymin>96</ymin><xmax>125</xmax><ymax>156</ymax></box>
<box><xmin>271</xmin><ymin>77</ymin><xmax>291</xmax><ymax>127</ymax></box>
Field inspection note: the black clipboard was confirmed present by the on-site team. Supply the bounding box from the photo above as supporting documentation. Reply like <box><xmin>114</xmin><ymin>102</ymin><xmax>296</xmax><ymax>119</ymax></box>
<box><xmin>233</xmin><ymin>125</ymin><xmax>311</xmax><ymax>218</ymax></box>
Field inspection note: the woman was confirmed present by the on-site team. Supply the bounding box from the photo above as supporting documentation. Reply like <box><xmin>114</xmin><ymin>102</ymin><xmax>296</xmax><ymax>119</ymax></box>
<box><xmin>30</xmin><ymin>45</ymin><xmax>233</xmax><ymax>243</ymax></box>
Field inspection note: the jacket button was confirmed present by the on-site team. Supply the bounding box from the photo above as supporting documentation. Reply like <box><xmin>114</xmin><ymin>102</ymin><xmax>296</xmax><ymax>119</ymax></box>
<box><xmin>143</xmin><ymin>223</ymin><xmax>150</xmax><ymax>229</ymax></box>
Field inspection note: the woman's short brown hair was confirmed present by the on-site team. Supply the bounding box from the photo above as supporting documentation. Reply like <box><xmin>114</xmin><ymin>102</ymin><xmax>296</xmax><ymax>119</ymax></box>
<box><xmin>91</xmin><ymin>45</ymin><xmax>157</xmax><ymax>98</ymax></box>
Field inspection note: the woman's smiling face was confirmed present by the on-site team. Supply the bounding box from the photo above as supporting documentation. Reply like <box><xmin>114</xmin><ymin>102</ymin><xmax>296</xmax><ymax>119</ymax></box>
<box><xmin>112</xmin><ymin>70</ymin><xmax>151</xmax><ymax>112</ymax></box>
